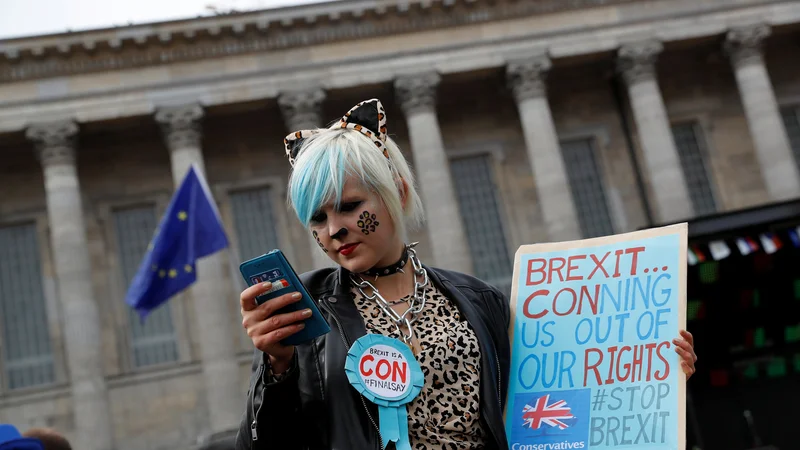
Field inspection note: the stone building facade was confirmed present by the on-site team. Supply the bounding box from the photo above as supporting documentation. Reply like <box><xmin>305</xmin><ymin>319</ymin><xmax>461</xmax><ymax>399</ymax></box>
<box><xmin>0</xmin><ymin>0</ymin><xmax>799</xmax><ymax>449</ymax></box>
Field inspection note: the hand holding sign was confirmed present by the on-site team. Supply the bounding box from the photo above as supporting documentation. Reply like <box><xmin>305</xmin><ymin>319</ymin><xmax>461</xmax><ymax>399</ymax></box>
<box><xmin>674</xmin><ymin>330</ymin><xmax>697</xmax><ymax>378</ymax></box>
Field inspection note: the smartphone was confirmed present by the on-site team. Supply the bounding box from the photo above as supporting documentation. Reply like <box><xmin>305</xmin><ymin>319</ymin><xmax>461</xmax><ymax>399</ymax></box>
<box><xmin>239</xmin><ymin>249</ymin><xmax>330</xmax><ymax>346</ymax></box>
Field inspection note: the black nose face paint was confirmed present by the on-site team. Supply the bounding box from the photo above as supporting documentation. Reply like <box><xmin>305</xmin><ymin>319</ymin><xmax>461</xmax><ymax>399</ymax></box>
<box><xmin>331</xmin><ymin>227</ymin><xmax>348</xmax><ymax>240</ymax></box>
<box><xmin>312</xmin><ymin>230</ymin><xmax>328</xmax><ymax>253</ymax></box>
<box><xmin>357</xmin><ymin>211</ymin><xmax>379</xmax><ymax>235</ymax></box>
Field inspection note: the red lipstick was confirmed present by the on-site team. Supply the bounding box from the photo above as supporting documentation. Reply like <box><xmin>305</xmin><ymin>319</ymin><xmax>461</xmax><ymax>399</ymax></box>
<box><xmin>338</xmin><ymin>243</ymin><xmax>360</xmax><ymax>256</ymax></box>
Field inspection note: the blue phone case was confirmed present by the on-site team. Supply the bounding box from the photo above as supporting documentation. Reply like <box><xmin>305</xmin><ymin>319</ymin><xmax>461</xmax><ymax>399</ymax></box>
<box><xmin>239</xmin><ymin>250</ymin><xmax>330</xmax><ymax>346</ymax></box>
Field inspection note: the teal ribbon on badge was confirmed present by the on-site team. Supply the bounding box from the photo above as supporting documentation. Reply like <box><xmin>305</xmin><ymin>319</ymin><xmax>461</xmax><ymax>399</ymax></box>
<box><xmin>345</xmin><ymin>334</ymin><xmax>424</xmax><ymax>450</ymax></box>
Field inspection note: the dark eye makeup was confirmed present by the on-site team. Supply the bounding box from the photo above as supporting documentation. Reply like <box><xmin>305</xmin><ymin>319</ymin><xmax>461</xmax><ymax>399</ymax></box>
<box><xmin>310</xmin><ymin>212</ymin><xmax>327</xmax><ymax>224</ymax></box>
<box><xmin>309</xmin><ymin>200</ymin><xmax>362</xmax><ymax>224</ymax></box>
<box><xmin>339</xmin><ymin>201</ymin><xmax>362</xmax><ymax>212</ymax></box>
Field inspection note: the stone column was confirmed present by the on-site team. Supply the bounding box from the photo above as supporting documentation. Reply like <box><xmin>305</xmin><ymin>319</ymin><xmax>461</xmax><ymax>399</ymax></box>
<box><xmin>154</xmin><ymin>104</ymin><xmax>241</xmax><ymax>434</ymax></box>
<box><xmin>725</xmin><ymin>24</ymin><xmax>800</xmax><ymax>201</ymax></box>
<box><xmin>26</xmin><ymin>121</ymin><xmax>113</xmax><ymax>450</ymax></box>
<box><xmin>394</xmin><ymin>72</ymin><xmax>473</xmax><ymax>274</ymax></box>
<box><xmin>617</xmin><ymin>41</ymin><xmax>693</xmax><ymax>222</ymax></box>
<box><xmin>507</xmin><ymin>56</ymin><xmax>581</xmax><ymax>241</ymax></box>
<box><xmin>277</xmin><ymin>88</ymin><xmax>334</xmax><ymax>271</ymax></box>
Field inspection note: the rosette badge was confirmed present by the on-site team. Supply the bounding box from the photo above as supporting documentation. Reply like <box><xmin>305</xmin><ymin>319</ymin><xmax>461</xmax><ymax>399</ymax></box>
<box><xmin>344</xmin><ymin>334</ymin><xmax>425</xmax><ymax>450</ymax></box>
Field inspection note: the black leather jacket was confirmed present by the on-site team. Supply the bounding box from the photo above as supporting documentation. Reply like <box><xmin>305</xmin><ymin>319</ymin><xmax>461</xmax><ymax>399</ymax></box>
<box><xmin>234</xmin><ymin>265</ymin><xmax>511</xmax><ymax>450</ymax></box>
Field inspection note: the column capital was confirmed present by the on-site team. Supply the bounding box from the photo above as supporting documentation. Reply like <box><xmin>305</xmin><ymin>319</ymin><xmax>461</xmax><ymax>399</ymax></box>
<box><xmin>725</xmin><ymin>24</ymin><xmax>771</xmax><ymax>68</ymax></box>
<box><xmin>506</xmin><ymin>55</ymin><xmax>552</xmax><ymax>102</ymax></box>
<box><xmin>277</xmin><ymin>87</ymin><xmax>327</xmax><ymax>131</ymax></box>
<box><xmin>617</xmin><ymin>40</ymin><xmax>663</xmax><ymax>85</ymax></box>
<box><xmin>155</xmin><ymin>103</ymin><xmax>204</xmax><ymax>151</ymax></box>
<box><xmin>394</xmin><ymin>71</ymin><xmax>441</xmax><ymax>116</ymax></box>
<box><xmin>26</xmin><ymin>120</ymin><xmax>79</xmax><ymax>166</ymax></box>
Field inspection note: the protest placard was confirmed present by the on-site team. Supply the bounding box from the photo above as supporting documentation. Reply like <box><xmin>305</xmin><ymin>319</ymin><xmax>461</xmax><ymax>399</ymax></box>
<box><xmin>504</xmin><ymin>224</ymin><xmax>687</xmax><ymax>450</ymax></box>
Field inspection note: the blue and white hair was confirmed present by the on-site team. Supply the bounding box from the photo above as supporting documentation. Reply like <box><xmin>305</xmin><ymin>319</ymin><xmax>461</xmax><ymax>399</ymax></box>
<box><xmin>287</xmin><ymin>127</ymin><xmax>425</xmax><ymax>240</ymax></box>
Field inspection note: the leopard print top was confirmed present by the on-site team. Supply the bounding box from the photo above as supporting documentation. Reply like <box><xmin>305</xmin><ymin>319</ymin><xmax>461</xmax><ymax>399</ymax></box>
<box><xmin>352</xmin><ymin>283</ymin><xmax>487</xmax><ymax>449</ymax></box>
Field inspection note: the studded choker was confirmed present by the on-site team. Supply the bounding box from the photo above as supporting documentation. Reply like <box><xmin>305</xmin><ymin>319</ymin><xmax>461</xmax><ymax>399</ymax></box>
<box><xmin>360</xmin><ymin>245</ymin><xmax>410</xmax><ymax>277</ymax></box>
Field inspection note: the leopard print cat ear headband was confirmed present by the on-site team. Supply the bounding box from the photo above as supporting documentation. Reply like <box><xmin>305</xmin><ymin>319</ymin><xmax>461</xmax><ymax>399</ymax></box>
<box><xmin>283</xmin><ymin>98</ymin><xmax>389</xmax><ymax>167</ymax></box>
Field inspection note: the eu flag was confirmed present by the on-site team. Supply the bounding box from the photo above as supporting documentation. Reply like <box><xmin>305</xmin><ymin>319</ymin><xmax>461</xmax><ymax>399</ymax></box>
<box><xmin>125</xmin><ymin>164</ymin><xmax>229</xmax><ymax>320</ymax></box>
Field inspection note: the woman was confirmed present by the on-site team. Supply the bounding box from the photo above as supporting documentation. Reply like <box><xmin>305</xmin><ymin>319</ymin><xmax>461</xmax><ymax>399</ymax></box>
<box><xmin>235</xmin><ymin>99</ymin><xmax>697</xmax><ymax>450</ymax></box>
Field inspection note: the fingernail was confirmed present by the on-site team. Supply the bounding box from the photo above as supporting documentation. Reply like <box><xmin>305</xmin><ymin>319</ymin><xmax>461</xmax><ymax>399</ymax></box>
<box><xmin>297</xmin><ymin>323</ymin><xmax>306</xmax><ymax>329</ymax></box>
<box><xmin>302</xmin><ymin>309</ymin><xmax>312</xmax><ymax>317</ymax></box>
<box><xmin>261</xmin><ymin>282</ymin><xmax>272</xmax><ymax>288</ymax></box>
<box><xmin>292</xmin><ymin>292</ymin><xmax>302</xmax><ymax>300</ymax></box>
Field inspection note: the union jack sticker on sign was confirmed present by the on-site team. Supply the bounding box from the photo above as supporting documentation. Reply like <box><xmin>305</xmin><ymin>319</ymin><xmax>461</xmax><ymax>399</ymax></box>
<box><xmin>522</xmin><ymin>394</ymin><xmax>575</xmax><ymax>430</ymax></box>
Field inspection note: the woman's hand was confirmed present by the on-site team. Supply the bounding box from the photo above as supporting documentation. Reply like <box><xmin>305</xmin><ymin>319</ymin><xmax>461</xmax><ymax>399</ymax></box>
<box><xmin>673</xmin><ymin>330</ymin><xmax>697</xmax><ymax>378</ymax></box>
<box><xmin>240</xmin><ymin>282</ymin><xmax>312</xmax><ymax>373</ymax></box>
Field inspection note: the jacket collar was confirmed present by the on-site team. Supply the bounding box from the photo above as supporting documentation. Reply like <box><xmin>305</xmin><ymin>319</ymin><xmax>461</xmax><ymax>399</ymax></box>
<box><xmin>319</xmin><ymin>266</ymin><xmax>367</xmax><ymax>346</ymax></box>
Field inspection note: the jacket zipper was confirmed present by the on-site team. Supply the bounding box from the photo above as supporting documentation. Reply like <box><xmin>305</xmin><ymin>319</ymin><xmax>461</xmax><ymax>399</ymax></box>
<box><xmin>251</xmin><ymin>362</ymin><xmax>266</xmax><ymax>443</ymax></box>
<box><xmin>495</xmin><ymin>352</ymin><xmax>502</xmax><ymax>410</ymax></box>
<box><xmin>319</xmin><ymin>297</ymin><xmax>384</xmax><ymax>450</ymax></box>
<box><xmin>481</xmin><ymin>344</ymin><xmax>503</xmax><ymax>450</ymax></box>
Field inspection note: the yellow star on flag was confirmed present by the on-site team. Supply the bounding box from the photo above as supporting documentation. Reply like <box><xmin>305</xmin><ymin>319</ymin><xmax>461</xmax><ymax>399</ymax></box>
<box><xmin>168</xmin><ymin>269</ymin><xmax>177</xmax><ymax>278</ymax></box>
<box><xmin>151</xmin><ymin>264</ymin><xmax>158</xmax><ymax>272</ymax></box>
<box><xmin>184</xmin><ymin>264</ymin><xmax>193</xmax><ymax>273</ymax></box>
<box><xmin>177</xmin><ymin>211</ymin><xmax>188</xmax><ymax>221</ymax></box>
<box><xmin>159</xmin><ymin>270</ymin><xmax>166</xmax><ymax>278</ymax></box>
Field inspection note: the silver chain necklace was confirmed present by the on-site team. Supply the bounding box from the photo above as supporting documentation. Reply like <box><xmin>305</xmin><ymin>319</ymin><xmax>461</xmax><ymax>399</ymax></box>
<box><xmin>350</xmin><ymin>243</ymin><xmax>429</xmax><ymax>348</ymax></box>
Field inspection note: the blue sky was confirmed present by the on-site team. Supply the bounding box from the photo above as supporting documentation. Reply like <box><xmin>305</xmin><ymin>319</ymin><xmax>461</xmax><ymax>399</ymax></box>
<box><xmin>0</xmin><ymin>0</ymin><xmax>332</xmax><ymax>39</ymax></box>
